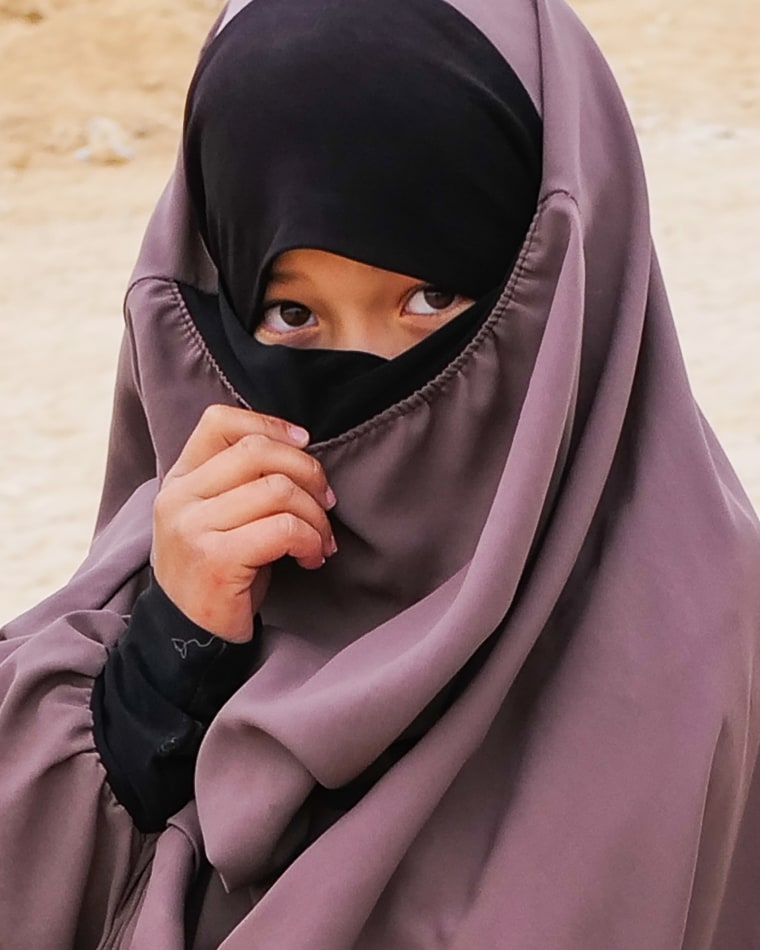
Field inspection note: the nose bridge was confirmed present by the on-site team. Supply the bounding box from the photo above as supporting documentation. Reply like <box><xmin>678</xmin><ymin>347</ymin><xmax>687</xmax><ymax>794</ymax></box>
<box><xmin>331</xmin><ymin>305</ymin><xmax>399</xmax><ymax>357</ymax></box>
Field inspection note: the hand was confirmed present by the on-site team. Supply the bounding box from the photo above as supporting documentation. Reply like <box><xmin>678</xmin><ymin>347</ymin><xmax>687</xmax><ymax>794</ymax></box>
<box><xmin>152</xmin><ymin>405</ymin><xmax>336</xmax><ymax>643</ymax></box>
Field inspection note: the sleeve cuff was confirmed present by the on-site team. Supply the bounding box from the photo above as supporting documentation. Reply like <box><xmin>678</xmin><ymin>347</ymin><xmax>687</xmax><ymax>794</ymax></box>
<box><xmin>91</xmin><ymin>574</ymin><xmax>261</xmax><ymax>832</ymax></box>
<box><xmin>123</xmin><ymin>574</ymin><xmax>262</xmax><ymax>722</ymax></box>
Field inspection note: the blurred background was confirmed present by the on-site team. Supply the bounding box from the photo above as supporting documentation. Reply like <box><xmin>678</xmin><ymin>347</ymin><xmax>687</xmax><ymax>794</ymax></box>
<box><xmin>1</xmin><ymin>0</ymin><xmax>758</xmax><ymax>622</ymax></box>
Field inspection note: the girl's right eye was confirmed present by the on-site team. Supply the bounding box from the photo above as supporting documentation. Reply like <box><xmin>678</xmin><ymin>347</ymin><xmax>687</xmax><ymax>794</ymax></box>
<box><xmin>258</xmin><ymin>302</ymin><xmax>318</xmax><ymax>334</ymax></box>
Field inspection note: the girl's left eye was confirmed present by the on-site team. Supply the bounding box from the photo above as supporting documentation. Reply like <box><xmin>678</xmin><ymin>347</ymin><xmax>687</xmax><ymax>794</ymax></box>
<box><xmin>258</xmin><ymin>302</ymin><xmax>318</xmax><ymax>334</ymax></box>
<box><xmin>405</xmin><ymin>287</ymin><xmax>460</xmax><ymax>315</ymax></box>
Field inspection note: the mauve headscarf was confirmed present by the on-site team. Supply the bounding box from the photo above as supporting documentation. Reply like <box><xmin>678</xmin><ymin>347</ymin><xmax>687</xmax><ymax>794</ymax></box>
<box><xmin>2</xmin><ymin>0</ymin><xmax>760</xmax><ymax>948</ymax></box>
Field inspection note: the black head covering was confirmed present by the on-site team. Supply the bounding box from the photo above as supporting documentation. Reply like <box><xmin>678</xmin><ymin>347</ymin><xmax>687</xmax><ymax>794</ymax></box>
<box><xmin>182</xmin><ymin>0</ymin><xmax>542</xmax><ymax>441</ymax></box>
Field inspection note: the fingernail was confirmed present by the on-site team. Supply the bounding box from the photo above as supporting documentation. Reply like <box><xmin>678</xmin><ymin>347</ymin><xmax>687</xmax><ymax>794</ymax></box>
<box><xmin>325</xmin><ymin>486</ymin><xmax>338</xmax><ymax>510</ymax></box>
<box><xmin>326</xmin><ymin>535</ymin><xmax>338</xmax><ymax>556</ymax></box>
<box><xmin>288</xmin><ymin>424</ymin><xmax>310</xmax><ymax>446</ymax></box>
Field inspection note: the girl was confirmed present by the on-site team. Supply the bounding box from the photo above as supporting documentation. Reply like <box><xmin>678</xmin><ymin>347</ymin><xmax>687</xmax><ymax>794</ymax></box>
<box><xmin>2</xmin><ymin>0</ymin><xmax>759</xmax><ymax>947</ymax></box>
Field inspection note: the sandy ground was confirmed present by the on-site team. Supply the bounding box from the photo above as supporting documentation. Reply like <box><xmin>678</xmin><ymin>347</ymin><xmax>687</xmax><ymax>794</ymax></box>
<box><xmin>0</xmin><ymin>0</ymin><xmax>758</xmax><ymax>623</ymax></box>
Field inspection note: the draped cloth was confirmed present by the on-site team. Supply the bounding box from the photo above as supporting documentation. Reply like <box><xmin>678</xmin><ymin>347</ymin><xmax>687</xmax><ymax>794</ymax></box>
<box><xmin>1</xmin><ymin>0</ymin><xmax>760</xmax><ymax>948</ymax></box>
<box><xmin>181</xmin><ymin>0</ymin><xmax>543</xmax><ymax>441</ymax></box>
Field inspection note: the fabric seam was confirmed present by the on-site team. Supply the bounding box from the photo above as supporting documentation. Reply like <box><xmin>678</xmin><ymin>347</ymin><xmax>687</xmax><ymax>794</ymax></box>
<box><xmin>125</xmin><ymin>189</ymin><xmax>577</xmax><ymax>454</ymax></box>
<box><xmin>312</xmin><ymin>188</ymin><xmax>576</xmax><ymax>454</ymax></box>
<box><xmin>170</xmin><ymin>281</ymin><xmax>250</xmax><ymax>407</ymax></box>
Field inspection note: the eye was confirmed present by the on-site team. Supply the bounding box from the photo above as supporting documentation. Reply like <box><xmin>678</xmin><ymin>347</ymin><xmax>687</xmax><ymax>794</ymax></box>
<box><xmin>258</xmin><ymin>301</ymin><xmax>318</xmax><ymax>334</ymax></box>
<box><xmin>405</xmin><ymin>287</ymin><xmax>460</xmax><ymax>316</ymax></box>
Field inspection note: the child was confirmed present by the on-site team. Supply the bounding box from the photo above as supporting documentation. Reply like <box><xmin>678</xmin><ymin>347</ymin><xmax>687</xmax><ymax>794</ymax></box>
<box><xmin>2</xmin><ymin>0</ymin><xmax>759</xmax><ymax>946</ymax></box>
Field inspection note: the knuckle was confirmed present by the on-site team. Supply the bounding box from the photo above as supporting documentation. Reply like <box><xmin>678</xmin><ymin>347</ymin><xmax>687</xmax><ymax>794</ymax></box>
<box><xmin>240</xmin><ymin>432</ymin><xmax>267</xmax><ymax>455</ymax></box>
<box><xmin>171</xmin><ymin>506</ymin><xmax>200</xmax><ymax>548</ymax></box>
<box><xmin>153</xmin><ymin>482</ymin><xmax>180</xmax><ymax>524</ymax></box>
<box><xmin>200</xmin><ymin>403</ymin><xmax>227</xmax><ymax>430</ymax></box>
<box><xmin>266</xmin><ymin>472</ymin><xmax>296</xmax><ymax>501</ymax></box>
<box><xmin>308</xmin><ymin>455</ymin><xmax>324</xmax><ymax>484</ymax></box>
<box><xmin>259</xmin><ymin>413</ymin><xmax>283</xmax><ymax>434</ymax></box>
<box><xmin>157</xmin><ymin>494</ymin><xmax>203</xmax><ymax>547</ymax></box>
<box><xmin>250</xmin><ymin>411</ymin><xmax>289</xmax><ymax>439</ymax></box>
<box><xmin>280</xmin><ymin>512</ymin><xmax>301</xmax><ymax>541</ymax></box>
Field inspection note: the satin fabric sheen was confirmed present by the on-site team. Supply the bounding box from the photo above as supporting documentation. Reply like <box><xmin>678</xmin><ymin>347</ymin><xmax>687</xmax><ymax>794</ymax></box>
<box><xmin>1</xmin><ymin>1</ymin><xmax>759</xmax><ymax>948</ymax></box>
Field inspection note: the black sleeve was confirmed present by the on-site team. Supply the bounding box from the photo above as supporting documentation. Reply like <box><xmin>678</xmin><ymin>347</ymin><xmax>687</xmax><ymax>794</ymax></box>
<box><xmin>91</xmin><ymin>575</ymin><xmax>260</xmax><ymax>833</ymax></box>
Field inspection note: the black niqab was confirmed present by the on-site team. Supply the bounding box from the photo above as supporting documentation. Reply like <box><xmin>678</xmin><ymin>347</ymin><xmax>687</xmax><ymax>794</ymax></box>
<box><xmin>182</xmin><ymin>0</ymin><xmax>542</xmax><ymax>441</ymax></box>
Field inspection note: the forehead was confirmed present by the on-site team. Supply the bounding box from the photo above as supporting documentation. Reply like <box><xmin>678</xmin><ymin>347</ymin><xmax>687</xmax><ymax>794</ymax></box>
<box><xmin>268</xmin><ymin>249</ymin><xmax>422</xmax><ymax>288</ymax></box>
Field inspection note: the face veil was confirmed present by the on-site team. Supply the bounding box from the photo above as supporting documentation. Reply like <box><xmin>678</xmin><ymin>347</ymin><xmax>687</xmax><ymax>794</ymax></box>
<box><xmin>181</xmin><ymin>0</ymin><xmax>542</xmax><ymax>440</ymax></box>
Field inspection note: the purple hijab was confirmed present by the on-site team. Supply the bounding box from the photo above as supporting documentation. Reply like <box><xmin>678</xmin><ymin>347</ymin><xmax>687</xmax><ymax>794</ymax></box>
<box><xmin>1</xmin><ymin>0</ymin><xmax>760</xmax><ymax>947</ymax></box>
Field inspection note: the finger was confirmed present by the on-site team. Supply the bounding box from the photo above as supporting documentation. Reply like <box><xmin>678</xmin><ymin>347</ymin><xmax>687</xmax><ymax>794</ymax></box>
<box><xmin>177</xmin><ymin>433</ymin><xmax>334</xmax><ymax>510</ymax></box>
<box><xmin>211</xmin><ymin>512</ymin><xmax>329</xmax><ymax>572</ymax></box>
<box><xmin>168</xmin><ymin>404</ymin><xmax>311</xmax><ymax>478</ymax></box>
<box><xmin>196</xmin><ymin>474</ymin><xmax>337</xmax><ymax>558</ymax></box>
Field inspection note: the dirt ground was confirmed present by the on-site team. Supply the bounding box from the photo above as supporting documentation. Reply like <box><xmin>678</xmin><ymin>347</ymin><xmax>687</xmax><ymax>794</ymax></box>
<box><xmin>1</xmin><ymin>0</ymin><xmax>758</xmax><ymax>622</ymax></box>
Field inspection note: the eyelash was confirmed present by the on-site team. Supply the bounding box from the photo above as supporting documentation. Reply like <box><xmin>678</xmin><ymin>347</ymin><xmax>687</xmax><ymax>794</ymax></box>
<box><xmin>258</xmin><ymin>301</ymin><xmax>318</xmax><ymax>335</ymax></box>
<box><xmin>257</xmin><ymin>285</ymin><xmax>465</xmax><ymax>337</ymax></box>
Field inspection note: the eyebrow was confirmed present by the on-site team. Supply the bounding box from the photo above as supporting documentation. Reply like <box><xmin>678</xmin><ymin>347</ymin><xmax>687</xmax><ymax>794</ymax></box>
<box><xmin>267</xmin><ymin>268</ymin><xmax>300</xmax><ymax>284</ymax></box>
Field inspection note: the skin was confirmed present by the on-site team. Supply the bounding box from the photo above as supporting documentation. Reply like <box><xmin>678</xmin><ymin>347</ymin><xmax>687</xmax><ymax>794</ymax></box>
<box><xmin>255</xmin><ymin>248</ymin><xmax>474</xmax><ymax>358</ymax></box>
<box><xmin>153</xmin><ymin>249</ymin><xmax>472</xmax><ymax>642</ymax></box>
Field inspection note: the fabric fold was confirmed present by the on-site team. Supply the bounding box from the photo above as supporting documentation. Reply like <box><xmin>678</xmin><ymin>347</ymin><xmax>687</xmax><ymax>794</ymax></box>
<box><xmin>1</xmin><ymin>0</ymin><xmax>758</xmax><ymax>947</ymax></box>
